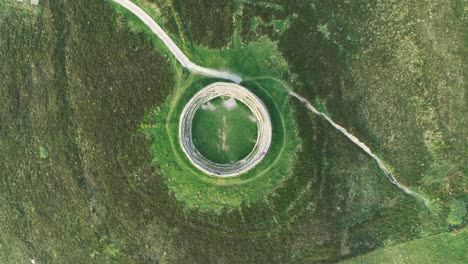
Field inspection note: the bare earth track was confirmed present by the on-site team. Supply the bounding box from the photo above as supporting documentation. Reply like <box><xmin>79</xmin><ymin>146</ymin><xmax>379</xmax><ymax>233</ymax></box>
<box><xmin>113</xmin><ymin>0</ymin><xmax>242</xmax><ymax>84</ymax></box>
<box><xmin>289</xmin><ymin>92</ymin><xmax>429</xmax><ymax>206</ymax></box>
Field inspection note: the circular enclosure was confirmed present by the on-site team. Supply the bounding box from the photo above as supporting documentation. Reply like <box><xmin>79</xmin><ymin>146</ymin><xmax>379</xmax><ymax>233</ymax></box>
<box><xmin>179</xmin><ymin>82</ymin><xmax>272</xmax><ymax>177</ymax></box>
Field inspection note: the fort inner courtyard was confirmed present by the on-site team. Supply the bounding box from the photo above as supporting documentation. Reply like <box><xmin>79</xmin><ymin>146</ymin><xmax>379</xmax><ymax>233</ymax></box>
<box><xmin>179</xmin><ymin>82</ymin><xmax>272</xmax><ymax>177</ymax></box>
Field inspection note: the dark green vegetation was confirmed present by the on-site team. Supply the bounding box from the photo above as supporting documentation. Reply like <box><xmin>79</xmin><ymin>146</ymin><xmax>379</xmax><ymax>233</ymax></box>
<box><xmin>192</xmin><ymin>97</ymin><xmax>258</xmax><ymax>164</ymax></box>
<box><xmin>1</xmin><ymin>0</ymin><xmax>466</xmax><ymax>264</ymax></box>
<box><xmin>170</xmin><ymin>0</ymin><xmax>236</xmax><ymax>48</ymax></box>
<box><xmin>0</xmin><ymin>0</ymin><xmax>174</xmax><ymax>262</ymax></box>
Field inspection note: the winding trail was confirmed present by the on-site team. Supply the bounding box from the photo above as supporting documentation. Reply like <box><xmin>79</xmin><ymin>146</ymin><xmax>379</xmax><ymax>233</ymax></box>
<box><xmin>113</xmin><ymin>0</ymin><xmax>242</xmax><ymax>84</ymax></box>
<box><xmin>114</xmin><ymin>0</ymin><xmax>429</xmax><ymax>205</ymax></box>
<box><xmin>289</xmin><ymin>92</ymin><xmax>429</xmax><ymax>206</ymax></box>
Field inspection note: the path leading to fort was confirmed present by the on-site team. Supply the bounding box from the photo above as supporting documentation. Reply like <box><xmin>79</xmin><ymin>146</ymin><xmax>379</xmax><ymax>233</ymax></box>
<box><xmin>114</xmin><ymin>0</ymin><xmax>429</xmax><ymax>205</ymax></box>
<box><xmin>289</xmin><ymin>92</ymin><xmax>429</xmax><ymax>206</ymax></box>
<box><xmin>113</xmin><ymin>0</ymin><xmax>242</xmax><ymax>84</ymax></box>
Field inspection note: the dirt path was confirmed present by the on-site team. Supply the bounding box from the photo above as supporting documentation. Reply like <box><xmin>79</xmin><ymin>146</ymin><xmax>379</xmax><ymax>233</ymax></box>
<box><xmin>113</xmin><ymin>0</ymin><xmax>242</xmax><ymax>83</ymax></box>
<box><xmin>289</xmin><ymin>91</ymin><xmax>429</xmax><ymax>206</ymax></box>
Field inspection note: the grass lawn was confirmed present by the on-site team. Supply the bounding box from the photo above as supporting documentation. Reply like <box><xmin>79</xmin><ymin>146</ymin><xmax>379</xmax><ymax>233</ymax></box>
<box><xmin>192</xmin><ymin>96</ymin><xmax>258</xmax><ymax>164</ymax></box>
<box><xmin>342</xmin><ymin>227</ymin><xmax>468</xmax><ymax>264</ymax></box>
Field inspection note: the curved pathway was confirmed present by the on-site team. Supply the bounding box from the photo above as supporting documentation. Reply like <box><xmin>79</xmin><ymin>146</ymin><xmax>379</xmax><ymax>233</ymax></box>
<box><xmin>114</xmin><ymin>0</ymin><xmax>429</xmax><ymax>205</ymax></box>
<box><xmin>113</xmin><ymin>0</ymin><xmax>242</xmax><ymax>84</ymax></box>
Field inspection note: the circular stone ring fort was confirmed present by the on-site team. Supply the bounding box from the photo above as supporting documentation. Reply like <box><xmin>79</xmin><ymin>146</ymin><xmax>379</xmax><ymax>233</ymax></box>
<box><xmin>179</xmin><ymin>82</ymin><xmax>272</xmax><ymax>177</ymax></box>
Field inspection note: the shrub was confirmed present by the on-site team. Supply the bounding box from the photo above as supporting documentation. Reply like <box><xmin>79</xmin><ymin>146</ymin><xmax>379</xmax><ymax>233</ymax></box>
<box><xmin>447</xmin><ymin>198</ymin><xmax>467</xmax><ymax>225</ymax></box>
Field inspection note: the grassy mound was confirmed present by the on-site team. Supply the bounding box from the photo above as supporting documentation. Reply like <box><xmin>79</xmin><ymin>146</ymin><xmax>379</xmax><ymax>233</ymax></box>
<box><xmin>141</xmin><ymin>74</ymin><xmax>299</xmax><ymax>211</ymax></box>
